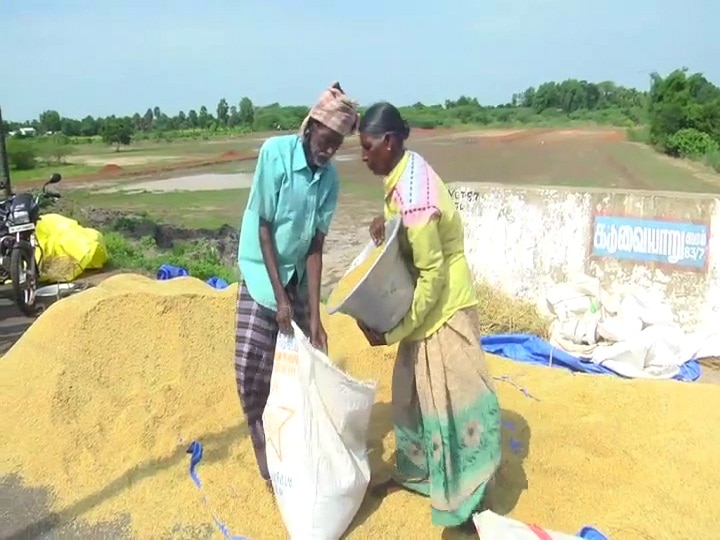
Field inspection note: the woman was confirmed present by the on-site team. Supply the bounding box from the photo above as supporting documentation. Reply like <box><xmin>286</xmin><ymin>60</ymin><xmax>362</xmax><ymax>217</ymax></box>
<box><xmin>235</xmin><ymin>82</ymin><xmax>359</xmax><ymax>487</ymax></box>
<box><xmin>356</xmin><ymin>102</ymin><xmax>501</xmax><ymax>529</ymax></box>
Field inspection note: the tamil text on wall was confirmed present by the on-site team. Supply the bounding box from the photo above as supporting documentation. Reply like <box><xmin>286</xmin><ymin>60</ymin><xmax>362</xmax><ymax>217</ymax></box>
<box><xmin>592</xmin><ymin>215</ymin><xmax>709</xmax><ymax>270</ymax></box>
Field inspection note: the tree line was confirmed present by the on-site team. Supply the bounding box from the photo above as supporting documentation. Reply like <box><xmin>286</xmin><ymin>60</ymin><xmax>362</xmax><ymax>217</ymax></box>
<box><xmin>2</xmin><ymin>68</ymin><xmax>719</xmax><ymax>172</ymax></box>
<box><xmin>3</xmin><ymin>78</ymin><xmax>650</xmax><ymax>142</ymax></box>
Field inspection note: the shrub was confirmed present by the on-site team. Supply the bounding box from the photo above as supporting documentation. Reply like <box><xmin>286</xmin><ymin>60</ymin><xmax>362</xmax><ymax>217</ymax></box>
<box><xmin>103</xmin><ymin>231</ymin><xmax>238</xmax><ymax>283</ymax></box>
<box><xmin>7</xmin><ymin>138</ymin><xmax>37</xmax><ymax>170</ymax></box>
<box><xmin>666</xmin><ymin>128</ymin><xmax>719</xmax><ymax>158</ymax></box>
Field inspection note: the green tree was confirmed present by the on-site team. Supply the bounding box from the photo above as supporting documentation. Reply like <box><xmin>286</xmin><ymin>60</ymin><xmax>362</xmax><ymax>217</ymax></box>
<box><xmin>79</xmin><ymin>115</ymin><xmax>98</xmax><ymax>137</ymax></box>
<box><xmin>198</xmin><ymin>106</ymin><xmax>210</xmax><ymax>129</ymax></box>
<box><xmin>239</xmin><ymin>97</ymin><xmax>254</xmax><ymax>127</ymax></box>
<box><xmin>39</xmin><ymin>110</ymin><xmax>62</xmax><ymax>133</ymax></box>
<box><xmin>648</xmin><ymin>69</ymin><xmax>720</xmax><ymax>151</ymax></box>
<box><xmin>142</xmin><ymin>108</ymin><xmax>154</xmax><ymax>130</ymax></box>
<box><xmin>228</xmin><ymin>106</ymin><xmax>239</xmax><ymax>127</ymax></box>
<box><xmin>177</xmin><ymin>110</ymin><xmax>187</xmax><ymax>129</ymax></box>
<box><xmin>101</xmin><ymin>117</ymin><xmax>135</xmax><ymax>151</ymax></box>
<box><xmin>216</xmin><ymin>99</ymin><xmax>229</xmax><ymax>127</ymax></box>
<box><xmin>187</xmin><ymin>109</ymin><xmax>198</xmax><ymax>129</ymax></box>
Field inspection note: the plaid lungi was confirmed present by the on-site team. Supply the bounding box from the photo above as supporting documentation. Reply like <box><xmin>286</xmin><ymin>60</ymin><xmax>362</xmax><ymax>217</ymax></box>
<box><xmin>234</xmin><ymin>279</ymin><xmax>309</xmax><ymax>479</ymax></box>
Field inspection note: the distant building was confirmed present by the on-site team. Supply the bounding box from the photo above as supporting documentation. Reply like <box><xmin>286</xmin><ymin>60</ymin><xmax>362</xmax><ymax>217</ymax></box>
<box><xmin>8</xmin><ymin>127</ymin><xmax>37</xmax><ymax>137</ymax></box>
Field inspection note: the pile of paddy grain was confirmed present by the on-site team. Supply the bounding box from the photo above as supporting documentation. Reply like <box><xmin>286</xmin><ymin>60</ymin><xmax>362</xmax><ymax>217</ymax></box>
<box><xmin>1</xmin><ymin>273</ymin><xmax>720</xmax><ymax>539</ymax></box>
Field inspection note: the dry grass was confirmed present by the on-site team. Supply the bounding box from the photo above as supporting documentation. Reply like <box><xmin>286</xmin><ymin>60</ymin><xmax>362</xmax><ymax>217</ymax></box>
<box><xmin>476</xmin><ymin>280</ymin><xmax>549</xmax><ymax>338</ymax></box>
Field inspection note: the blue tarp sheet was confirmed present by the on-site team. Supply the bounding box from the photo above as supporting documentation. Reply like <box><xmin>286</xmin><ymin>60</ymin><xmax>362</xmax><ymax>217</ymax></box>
<box><xmin>156</xmin><ymin>264</ymin><xmax>230</xmax><ymax>290</ymax></box>
<box><xmin>156</xmin><ymin>264</ymin><xmax>189</xmax><ymax>280</ymax></box>
<box><xmin>481</xmin><ymin>333</ymin><xmax>701</xmax><ymax>382</ymax></box>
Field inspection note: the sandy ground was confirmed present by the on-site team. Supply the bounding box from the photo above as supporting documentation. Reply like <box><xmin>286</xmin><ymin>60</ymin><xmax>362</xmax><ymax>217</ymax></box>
<box><xmin>96</xmin><ymin>173</ymin><xmax>255</xmax><ymax>193</ymax></box>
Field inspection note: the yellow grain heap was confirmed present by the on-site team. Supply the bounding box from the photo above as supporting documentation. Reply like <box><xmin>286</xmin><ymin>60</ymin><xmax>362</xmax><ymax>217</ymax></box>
<box><xmin>2</xmin><ymin>273</ymin><xmax>720</xmax><ymax>539</ymax></box>
<box><xmin>327</xmin><ymin>244</ymin><xmax>384</xmax><ymax>308</ymax></box>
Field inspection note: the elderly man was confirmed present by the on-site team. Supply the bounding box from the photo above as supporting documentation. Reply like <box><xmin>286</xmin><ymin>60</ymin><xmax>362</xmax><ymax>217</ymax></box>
<box><xmin>234</xmin><ymin>82</ymin><xmax>359</xmax><ymax>485</ymax></box>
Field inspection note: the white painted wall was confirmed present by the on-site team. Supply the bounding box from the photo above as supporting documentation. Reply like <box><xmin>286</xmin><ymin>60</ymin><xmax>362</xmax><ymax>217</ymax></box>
<box><xmin>450</xmin><ymin>182</ymin><xmax>720</xmax><ymax>330</ymax></box>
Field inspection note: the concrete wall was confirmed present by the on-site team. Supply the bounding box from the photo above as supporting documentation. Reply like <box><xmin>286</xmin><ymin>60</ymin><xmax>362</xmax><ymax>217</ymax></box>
<box><xmin>449</xmin><ymin>182</ymin><xmax>720</xmax><ymax>330</ymax></box>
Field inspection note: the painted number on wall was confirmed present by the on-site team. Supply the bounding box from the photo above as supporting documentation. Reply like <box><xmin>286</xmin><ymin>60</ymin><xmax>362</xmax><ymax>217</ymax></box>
<box><xmin>592</xmin><ymin>215</ymin><xmax>709</xmax><ymax>270</ymax></box>
<box><xmin>449</xmin><ymin>188</ymin><xmax>480</xmax><ymax>210</ymax></box>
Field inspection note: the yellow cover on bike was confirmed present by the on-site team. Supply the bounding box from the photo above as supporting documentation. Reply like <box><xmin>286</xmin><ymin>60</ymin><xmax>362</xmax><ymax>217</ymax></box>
<box><xmin>35</xmin><ymin>213</ymin><xmax>108</xmax><ymax>282</ymax></box>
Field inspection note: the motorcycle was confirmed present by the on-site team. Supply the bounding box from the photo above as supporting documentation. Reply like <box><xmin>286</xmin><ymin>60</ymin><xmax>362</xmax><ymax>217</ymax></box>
<box><xmin>0</xmin><ymin>173</ymin><xmax>62</xmax><ymax>316</ymax></box>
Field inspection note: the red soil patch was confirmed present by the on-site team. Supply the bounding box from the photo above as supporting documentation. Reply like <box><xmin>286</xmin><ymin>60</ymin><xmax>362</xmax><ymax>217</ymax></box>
<box><xmin>99</xmin><ymin>164</ymin><xmax>124</xmax><ymax>175</ymax></box>
<box><xmin>601</xmin><ymin>130</ymin><xmax>626</xmax><ymax>142</ymax></box>
<box><xmin>467</xmin><ymin>129</ymin><xmax>554</xmax><ymax>146</ymax></box>
<box><xmin>221</xmin><ymin>150</ymin><xmax>243</xmax><ymax>159</ymax></box>
<box><xmin>457</xmin><ymin>128</ymin><xmax>626</xmax><ymax>147</ymax></box>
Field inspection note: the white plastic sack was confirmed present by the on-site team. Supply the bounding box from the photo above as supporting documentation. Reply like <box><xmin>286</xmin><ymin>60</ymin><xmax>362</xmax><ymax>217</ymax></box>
<box><xmin>263</xmin><ymin>322</ymin><xmax>377</xmax><ymax>539</ymax></box>
<box><xmin>472</xmin><ymin>510</ymin><xmax>581</xmax><ymax>539</ymax></box>
<box><xmin>545</xmin><ymin>275</ymin><xmax>601</xmax><ymax>321</ymax></box>
<box><xmin>596</xmin><ymin>315</ymin><xmax>643</xmax><ymax>343</ymax></box>
<box><xmin>592</xmin><ymin>324</ymin><xmax>686</xmax><ymax>379</ymax></box>
<box><xmin>617</xmin><ymin>289</ymin><xmax>674</xmax><ymax>327</ymax></box>
<box><xmin>557</xmin><ymin>312</ymin><xmax>601</xmax><ymax>346</ymax></box>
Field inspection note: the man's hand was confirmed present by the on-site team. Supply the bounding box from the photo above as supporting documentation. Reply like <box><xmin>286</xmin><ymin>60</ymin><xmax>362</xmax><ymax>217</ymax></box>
<box><xmin>276</xmin><ymin>296</ymin><xmax>293</xmax><ymax>334</ymax></box>
<box><xmin>310</xmin><ymin>316</ymin><xmax>328</xmax><ymax>354</ymax></box>
<box><xmin>357</xmin><ymin>320</ymin><xmax>387</xmax><ymax>347</ymax></box>
<box><xmin>369</xmin><ymin>216</ymin><xmax>385</xmax><ymax>246</ymax></box>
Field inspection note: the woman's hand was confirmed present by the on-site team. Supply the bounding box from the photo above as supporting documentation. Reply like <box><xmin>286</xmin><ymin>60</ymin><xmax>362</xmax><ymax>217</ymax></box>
<box><xmin>276</xmin><ymin>296</ymin><xmax>293</xmax><ymax>334</ymax></box>
<box><xmin>357</xmin><ymin>320</ymin><xmax>387</xmax><ymax>347</ymax></box>
<box><xmin>369</xmin><ymin>216</ymin><xmax>385</xmax><ymax>246</ymax></box>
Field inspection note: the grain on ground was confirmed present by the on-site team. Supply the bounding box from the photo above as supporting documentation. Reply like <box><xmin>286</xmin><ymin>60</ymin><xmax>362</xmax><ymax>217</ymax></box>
<box><xmin>1</xmin><ymin>274</ymin><xmax>719</xmax><ymax>539</ymax></box>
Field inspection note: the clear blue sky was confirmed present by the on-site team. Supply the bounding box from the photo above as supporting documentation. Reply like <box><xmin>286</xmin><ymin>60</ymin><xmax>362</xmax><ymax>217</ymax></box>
<box><xmin>2</xmin><ymin>0</ymin><xmax>718</xmax><ymax>121</ymax></box>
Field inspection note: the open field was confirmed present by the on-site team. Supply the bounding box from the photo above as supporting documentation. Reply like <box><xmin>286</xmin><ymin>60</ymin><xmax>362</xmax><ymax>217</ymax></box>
<box><xmin>17</xmin><ymin>126</ymin><xmax>718</xmax><ymax>191</ymax></box>
<box><xmin>334</xmin><ymin>127</ymin><xmax>720</xmax><ymax>192</ymax></box>
<box><xmin>10</xmin><ymin>134</ymin><xmax>269</xmax><ymax>184</ymax></box>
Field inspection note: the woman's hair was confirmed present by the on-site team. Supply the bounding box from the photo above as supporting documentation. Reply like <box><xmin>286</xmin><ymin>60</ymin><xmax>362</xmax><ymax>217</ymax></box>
<box><xmin>359</xmin><ymin>102</ymin><xmax>410</xmax><ymax>141</ymax></box>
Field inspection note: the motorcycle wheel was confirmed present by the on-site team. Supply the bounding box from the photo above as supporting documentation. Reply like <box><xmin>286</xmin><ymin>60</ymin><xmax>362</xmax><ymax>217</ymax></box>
<box><xmin>10</xmin><ymin>245</ymin><xmax>38</xmax><ymax>317</ymax></box>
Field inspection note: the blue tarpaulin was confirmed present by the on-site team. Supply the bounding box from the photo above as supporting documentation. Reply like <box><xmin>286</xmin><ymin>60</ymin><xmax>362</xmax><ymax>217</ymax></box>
<box><xmin>206</xmin><ymin>276</ymin><xmax>229</xmax><ymax>289</ymax></box>
<box><xmin>156</xmin><ymin>264</ymin><xmax>189</xmax><ymax>280</ymax></box>
<box><xmin>155</xmin><ymin>264</ymin><xmax>231</xmax><ymax>290</ymax></box>
<box><xmin>481</xmin><ymin>333</ymin><xmax>701</xmax><ymax>382</ymax></box>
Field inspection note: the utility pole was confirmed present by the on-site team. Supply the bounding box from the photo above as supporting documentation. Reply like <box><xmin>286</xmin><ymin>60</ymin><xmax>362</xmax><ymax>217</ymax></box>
<box><xmin>0</xmin><ymin>107</ymin><xmax>11</xmax><ymax>197</ymax></box>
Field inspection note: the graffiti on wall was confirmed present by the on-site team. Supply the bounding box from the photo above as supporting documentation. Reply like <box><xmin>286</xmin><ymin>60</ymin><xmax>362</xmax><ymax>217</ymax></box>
<box><xmin>592</xmin><ymin>214</ymin><xmax>709</xmax><ymax>270</ymax></box>
<box><xmin>448</xmin><ymin>187</ymin><xmax>480</xmax><ymax>210</ymax></box>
